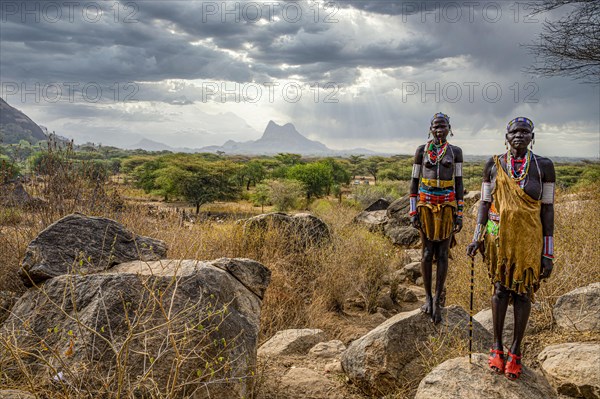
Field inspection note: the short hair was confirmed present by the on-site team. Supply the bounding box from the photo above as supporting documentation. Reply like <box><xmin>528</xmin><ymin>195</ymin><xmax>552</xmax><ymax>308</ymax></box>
<box><xmin>431</xmin><ymin>112</ymin><xmax>450</xmax><ymax>125</ymax></box>
<box><xmin>507</xmin><ymin>117</ymin><xmax>534</xmax><ymax>131</ymax></box>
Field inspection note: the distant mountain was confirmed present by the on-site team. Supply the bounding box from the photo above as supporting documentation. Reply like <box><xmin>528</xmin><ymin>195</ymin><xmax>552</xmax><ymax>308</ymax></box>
<box><xmin>198</xmin><ymin>120</ymin><xmax>377</xmax><ymax>155</ymax></box>
<box><xmin>0</xmin><ymin>97</ymin><xmax>47</xmax><ymax>144</ymax></box>
<box><xmin>126</xmin><ymin>138</ymin><xmax>177</xmax><ymax>152</ymax></box>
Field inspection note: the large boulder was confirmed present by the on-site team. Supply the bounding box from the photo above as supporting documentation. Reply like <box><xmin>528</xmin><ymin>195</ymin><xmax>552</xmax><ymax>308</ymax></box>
<box><xmin>1</xmin><ymin>258</ymin><xmax>271</xmax><ymax>398</ymax></box>
<box><xmin>354</xmin><ymin>210</ymin><xmax>388</xmax><ymax>233</ymax></box>
<box><xmin>341</xmin><ymin>306</ymin><xmax>492</xmax><ymax>395</ymax></box>
<box><xmin>243</xmin><ymin>212</ymin><xmax>330</xmax><ymax>247</ymax></box>
<box><xmin>0</xmin><ymin>291</ymin><xmax>17</xmax><ymax>325</ymax></box>
<box><xmin>258</xmin><ymin>329</ymin><xmax>327</xmax><ymax>357</ymax></box>
<box><xmin>384</xmin><ymin>195</ymin><xmax>420</xmax><ymax>246</ymax></box>
<box><xmin>415</xmin><ymin>353</ymin><xmax>557</xmax><ymax>399</ymax></box>
<box><xmin>553</xmin><ymin>283</ymin><xmax>600</xmax><ymax>332</ymax></box>
<box><xmin>539</xmin><ymin>342</ymin><xmax>600</xmax><ymax>398</ymax></box>
<box><xmin>19</xmin><ymin>213</ymin><xmax>168</xmax><ymax>285</ymax></box>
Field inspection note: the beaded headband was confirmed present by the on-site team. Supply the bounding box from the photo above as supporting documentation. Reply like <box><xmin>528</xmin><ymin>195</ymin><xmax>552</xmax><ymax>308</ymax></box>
<box><xmin>431</xmin><ymin>112</ymin><xmax>450</xmax><ymax>124</ymax></box>
<box><xmin>507</xmin><ymin>117</ymin><xmax>534</xmax><ymax>131</ymax></box>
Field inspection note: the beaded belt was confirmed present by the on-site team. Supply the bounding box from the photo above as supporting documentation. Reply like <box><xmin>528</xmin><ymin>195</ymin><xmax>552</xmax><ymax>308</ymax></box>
<box><xmin>421</xmin><ymin>178</ymin><xmax>454</xmax><ymax>189</ymax></box>
<box><xmin>488</xmin><ymin>203</ymin><xmax>500</xmax><ymax>222</ymax></box>
<box><xmin>419</xmin><ymin>191</ymin><xmax>456</xmax><ymax>205</ymax></box>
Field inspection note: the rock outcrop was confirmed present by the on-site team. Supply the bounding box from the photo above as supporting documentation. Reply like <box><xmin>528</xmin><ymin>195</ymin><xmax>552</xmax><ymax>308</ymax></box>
<box><xmin>20</xmin><ymin>213</ymin><xmax>168</xmax><ymax>285</ymax></box>
<box><xmin>553</xmin><ymin>282</ymin><xmax>600</xmax><ymax>332</ymax></box>
<box><xmin>354</xmin><ymin>195</ymin><xmax>421</xmax><ymax>247</ymax></box>
<box><xmin>243</xmin><ymin>212</ymin><xmax>331</xmax><ymax>247</ymax></box>
<box><xmin>415</xmin><ymin>353</ymin><xmax>557</xmax><ymax>399</ymax></box>
<box><xmin>539</xmin><ymin>342</ymin><xmax>600</xmax><ymax>398</ymax></box>
<box><xmin>258</xmin><ymin>329</ymin><xmax>327</xmax><ymax>357</ymax></box>
<box><xmin>341</xmin><ymin>306</ymin><xmax>492</xmax><ymax>395</ymax></box>
<box><xmin>2</xmin><ymin>258</ymin><xmax>271</xmax><ymax>398</ymax></box>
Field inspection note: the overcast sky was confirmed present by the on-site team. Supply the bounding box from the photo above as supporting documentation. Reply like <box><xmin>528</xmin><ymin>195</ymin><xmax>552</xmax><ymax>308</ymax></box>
<box><xmin>1</xmin><ymin>0</ymin><xmax>598</xmax><ymax>157</ymax></box>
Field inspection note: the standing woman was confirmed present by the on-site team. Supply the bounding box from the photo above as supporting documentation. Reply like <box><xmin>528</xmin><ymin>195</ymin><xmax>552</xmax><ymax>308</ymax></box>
<box><xmin>410</xmin><ymin>112</ymin><xmax>464</xmax><ymax>324</ymax></box>
<box><xmin>467</xmin><ymin>117</ymin><xmax>555</xmax><ymax>380</ymax></box>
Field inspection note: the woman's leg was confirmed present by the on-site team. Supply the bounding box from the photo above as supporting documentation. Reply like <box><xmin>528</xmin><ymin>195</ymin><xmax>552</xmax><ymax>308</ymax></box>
<box><xmin>420</xmin><ymin>233</ymin><xmax>435</xmax><ymax>315</ymax></box>
<box><xmin>491</xmin><ymin>282</ymin><xmax>510</xmax><ymax>350</ymax></box>
<box><xmin>510</xmin><ymin>291</ymin><xmax>531</xmax><ymax>356</ymax></box>
<box><xmin>431</xmin><ymin>237</ymin><xmax>451</xmax><ymax>324</ymax></box>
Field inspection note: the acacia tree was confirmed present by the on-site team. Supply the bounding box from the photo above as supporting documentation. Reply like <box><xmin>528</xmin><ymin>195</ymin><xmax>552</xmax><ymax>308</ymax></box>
<box><xmin>525</xmin><ymin>0</ymin><xmax>600</xmax><ymax>83</ymax></box>
<box><xmin>176</xmin><ymin>161</ymin><xmax>241</xmax><ymax>214</ymax></box>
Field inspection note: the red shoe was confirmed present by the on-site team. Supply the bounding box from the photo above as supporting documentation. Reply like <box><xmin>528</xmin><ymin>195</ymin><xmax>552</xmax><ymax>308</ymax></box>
<box><xmin>488</xmin><ymin>348</ymin><xmax>505</xmax><ymax>374</ymax></box>
<box><xmin>505</xmin><ymin>351</ymin><xmax>523</xmax><ymax>380</ymax></box>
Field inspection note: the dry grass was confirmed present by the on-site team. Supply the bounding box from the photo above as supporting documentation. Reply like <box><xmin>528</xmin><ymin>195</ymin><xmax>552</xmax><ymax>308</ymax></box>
<box><xmin>1</xmin><ymin>170</ymin><xmax>599</xmax><ymax>398</ymax></box>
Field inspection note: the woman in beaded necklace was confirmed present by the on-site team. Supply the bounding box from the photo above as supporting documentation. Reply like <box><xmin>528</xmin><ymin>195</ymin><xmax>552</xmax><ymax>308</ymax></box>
<box><xmin>409</xmin><ymin>112</ymin><xmax>464</xmax><ymax>324</ymax></box>
<box><xmin>467</xmin><ymin>117</ymin><xmax>556</xmax><ymax>381</ymax></box>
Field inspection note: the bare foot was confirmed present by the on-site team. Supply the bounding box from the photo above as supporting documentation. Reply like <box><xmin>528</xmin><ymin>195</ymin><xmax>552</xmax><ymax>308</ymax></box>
<box><xmin>421</xmin><ymin>295</ymin><xmax>433</xmax><ymax>315</ymax></box>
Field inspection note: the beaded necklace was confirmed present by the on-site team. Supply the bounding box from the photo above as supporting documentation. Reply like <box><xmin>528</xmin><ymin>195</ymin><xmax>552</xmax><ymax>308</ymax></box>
<box><xmin>425</xmin><ymin>140</ymin><xmax>448</xmax><ymax>165</ymax></box>
<box><xmin>505</xmin><ymin>150</ymin><xmax>531</xmax><ymax>183</ymax></box>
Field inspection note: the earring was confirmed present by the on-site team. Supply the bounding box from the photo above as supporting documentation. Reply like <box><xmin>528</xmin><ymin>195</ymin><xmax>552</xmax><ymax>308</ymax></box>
<box><xmin>505</xmin><ymin>140</ymin><xmax>508</xmax><ymax>150</ymax></box>
<box><xmin>428</xmin><ymin>131</ymin><xmax>431</xmax><ymax>139</ymax></box>
<box><xmin>531</xmin><ymin>138</ymin><xmax>535</xmax><ymax>149</ymax></box>
<box><xmin>450</xmin><ymin>129</ymin><xmax>454</xmax><ymax>137</ymax></box>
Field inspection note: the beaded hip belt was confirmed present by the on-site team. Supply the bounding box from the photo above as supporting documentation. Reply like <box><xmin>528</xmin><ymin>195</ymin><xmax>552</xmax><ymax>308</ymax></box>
<box><xmin>419</xmin><ymin>190</ymin><xmax>456</xmax><ymax>205</ymax></box>
<box><xmin>420</xmin><ymin>178</ymin><xmax>454</xmax><ymax>189</ymax></box>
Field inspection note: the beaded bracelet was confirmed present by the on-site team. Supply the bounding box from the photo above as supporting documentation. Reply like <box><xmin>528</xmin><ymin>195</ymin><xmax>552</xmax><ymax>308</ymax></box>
<box><xmin>409</xmin><ymin>194</ymin><xmax>417</xmax><ymax>216</ymax></box>
<box><xmin>456</xmin><ymin>199</ymin><xmax>464</xmax><ymax>218</ymax></box>
<box><xmin>543</xmin><ymin>236</ymin><xmax>554</xmax><ymax>260</ymax></box>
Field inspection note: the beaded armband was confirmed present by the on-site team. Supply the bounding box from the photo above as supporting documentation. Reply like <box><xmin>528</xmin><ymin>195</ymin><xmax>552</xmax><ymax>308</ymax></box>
<box><xmin>409</xmin><ymin>194</ymin><xmax>418</xmax><ymax>216</ymax></box>
<box><xmin>481</xmin><ymin>182</ymin><xmax>492</xmax><ymax>202</ymax></box>
<box><xmin>456</xmin><ymin>199</ymin><xmax>464</xmax><ymax>218</ymax></box>
<box><xmin>473</xmin><ymin>223</ymin><xmax>486</xmax><ymax>243</ymax></box>
<box><xmin>543</xmin><ymin>236</ymin><xmax>554</xmax><ymax>260</ymax></box>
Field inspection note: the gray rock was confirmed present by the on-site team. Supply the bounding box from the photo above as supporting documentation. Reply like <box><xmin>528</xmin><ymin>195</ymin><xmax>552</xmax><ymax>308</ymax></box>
<box><xmin>341</xmin><ymin>306</ymin><xmax>492</xmax><ymax>395</ymax></box>
<box><xmin>539</xmin><ymin>342</ymin><xmax>600</xmax><ymax>398</ymax></box>
<box><xmin>398</xmin><ymin>261</ymin><xmax>422</xmax><ymax>283</ymax></box>
<box><xmin>415</xmin><ymin>353</ymin><xmax>557</xmax><ymax>399</ymax></box>
<box><xmin>243</xmin><ymin>212</ymin><xmax>330</xmax><ymax>247</ymax></box>
<box><xmin>405</xmin><ymin>249</ymin><xmax>422</xmax><ymax>263</ymax></box>
<box><xmin>20</xmin><ymin>213</ymin><xmax>168</xmax><ymax>285</ymax></box>
<box><xmin>0</xmin><ymin>291</ymin><xmax>17</xmax><ymax>325</ymax></box>
<box><xmin>3</xmin><ymin>258</ymin><xmax>270</xmax><ymax>399</ymax></box>
<box><xmin>386</xmin><ymin>195</ymin><xmax>411</xmax><ymax>220</ymax></box>
<box><xmin>280</xmin><ymin>367</ymin><xmax>344</xmax><ymax>399</ymax></box>
<box><xmin>309</xmin><ymin>340</ymin><xmax>346</xmax><ymax>359</ymax></box>
<box><xmin>384</xmin><ymin>223</ymin><xmax>420</xmax><ymax>247</ymax></box>
<box><xmin>464</xmin><ymin>190</ymin><xmax>481</xmax><ymax>202</ymax></box>
<box><xmin>354</xmin><ymin>210</ymin><xmax>388</xmax><ymax>233</ymax></box>
<box><xmin>364</xmin><ymin>198</ymin><xmax>391</xmax><ymax>212</ymax></box>
<box><xmin>553</xmin><ymin>283</ymin><xmax>600</xmax><ymax>332</ymax></box>
<box><xmin>258</xmin><ymin>329</ymin><xmax>327</xmax><ymax>357</ymax></box>
<box><xmin>0</xmin><ymin>182</ymin><xmax>45</xmax><ymax>209</ymax></box>
<box><xmin>397</xmin><ymin>286</ymin><xmax>418</xmax><ymax>303</ymax></box>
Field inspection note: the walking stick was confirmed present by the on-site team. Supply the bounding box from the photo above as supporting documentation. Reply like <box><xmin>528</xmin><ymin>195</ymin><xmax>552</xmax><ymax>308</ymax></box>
<box><xmin>469</xmin><ymin>255</ymin><xmax>475</xmax><ymax>364</ymax></box>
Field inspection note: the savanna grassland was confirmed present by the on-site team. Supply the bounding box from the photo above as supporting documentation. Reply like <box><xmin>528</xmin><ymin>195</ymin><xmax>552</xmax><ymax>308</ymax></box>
<box><xmin>1</xmin><ymin>143</ymin><xmax>599</xmax><ymax>398</ymax></box>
